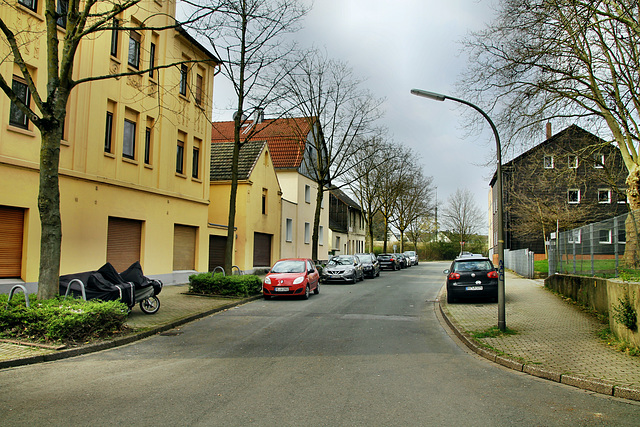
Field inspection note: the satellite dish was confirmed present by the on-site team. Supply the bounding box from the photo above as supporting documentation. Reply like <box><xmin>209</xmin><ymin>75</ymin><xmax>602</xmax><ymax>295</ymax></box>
<box><xmin>233</xmin><ymin>111</ymin><xmax>247</xmax><ymax>121</ymax></box>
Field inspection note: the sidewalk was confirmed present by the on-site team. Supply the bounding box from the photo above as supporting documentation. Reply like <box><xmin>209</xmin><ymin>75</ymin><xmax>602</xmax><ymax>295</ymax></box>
<box><xmin>0</xmin><ymin>285</ymin><xmax>260</xmax><ymax>369</ymax></box>
<box><xmin>440</xmin><ymin>271</ymin><xmax>640</xmax><ymax>401</ymax></box>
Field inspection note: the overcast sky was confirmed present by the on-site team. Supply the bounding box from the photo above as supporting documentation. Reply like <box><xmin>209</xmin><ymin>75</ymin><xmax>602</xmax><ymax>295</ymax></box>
<box><xmin>208</xmin><ymin>0</ymin><xmax>504</xmax><ymax>233</ymax></box>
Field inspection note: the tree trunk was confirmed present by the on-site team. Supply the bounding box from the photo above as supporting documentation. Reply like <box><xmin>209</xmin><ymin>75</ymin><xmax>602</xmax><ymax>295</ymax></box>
<box><xmin>225</xmin><ymin>127</ymin><xmax>242</xmax><ymax>275</ymax></box>
<box><xmin>311</xmin><ymin>186</ymin><xmax>323</xmax><ymax>261</ymax></box>
<box><xmin>624</xmin><ymin>165</ymin><xmax>640</xmax><ymax>267</ymax></box>
<box><xmin>37</xmin><ymin>127</ymin><xmax>63</xmax><ymax>300</ymax></box>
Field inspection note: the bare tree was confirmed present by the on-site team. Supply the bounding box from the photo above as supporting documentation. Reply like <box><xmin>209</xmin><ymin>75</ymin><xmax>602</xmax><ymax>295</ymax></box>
<box><xmin>190</xmin><ymin>0</ymin><xmax>307</xmax><ymax>272</ymax></box>
<box><xmin>441</xmin><ymin>188</ymin><xmax>484</xmax><ymax>254</ymax></box>
<box><xmin>0</xmin><ymin>1</ymin><xmax>218</xmax><ymax>298</ymax></box>
<box><xmin>278</xmin><ymin>50</ymin><xmax>384</xmax><ymax>259</ymax></box>
<box><xmin>461</xmin><ymin>0</ymin><xmax>640</xmax><ymax>205</ymax></box>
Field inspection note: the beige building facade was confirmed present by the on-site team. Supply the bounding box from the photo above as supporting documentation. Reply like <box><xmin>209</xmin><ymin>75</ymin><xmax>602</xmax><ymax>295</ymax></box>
<box><xmin>0</xmin><ymin>0</ymin><xmax>218</xmax><ymax>288</ymax></box>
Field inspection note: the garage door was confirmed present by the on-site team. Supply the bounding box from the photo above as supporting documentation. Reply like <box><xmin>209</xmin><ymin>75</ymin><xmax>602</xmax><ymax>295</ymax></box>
<box><xmin>173</xmin><ymin>224</ymin><xmax>197</xmax><ymax>271</ymax></box>
<box><xmin>107</xmin><ymin>217</ymin><xmax>142</xmax><ymax>272</ymax></box>
<box><xmin>253</xmin><ymin>232</ymin><xmax>271</xmax><ymax>267</ymax></box>
<box><xmin>0</xmin><ymin>206</ymin><xmax>24</xmax><ymax>278</ymax></box>
<box><xmin>208</xmin><ymin>235</ymin><xmax>227</xmax><ymax>271</ymax></box>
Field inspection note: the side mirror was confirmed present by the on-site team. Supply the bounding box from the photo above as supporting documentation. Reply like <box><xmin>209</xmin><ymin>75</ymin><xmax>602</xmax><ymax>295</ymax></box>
<box><xmin>443</xmin><ymin>269</ymin><xmax>450</xmax><ymax>275</ymax></box>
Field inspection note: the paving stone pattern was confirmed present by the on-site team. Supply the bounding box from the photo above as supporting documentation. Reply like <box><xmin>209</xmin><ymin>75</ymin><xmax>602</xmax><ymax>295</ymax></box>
<box><xmin>444</xmin><ymin>272</ymin><xmax>640</xmax><ymax>388</ymax></box>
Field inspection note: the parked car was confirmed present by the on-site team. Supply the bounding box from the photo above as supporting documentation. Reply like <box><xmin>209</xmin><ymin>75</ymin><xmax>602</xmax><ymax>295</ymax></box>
<box><xmin>321</xmin><ymin>255</ymin><xmax>364</xmax><ymax>284</ymax></box>
<box><xmin>443</xmin><ymin>256</ymin><xmax>499</xmax><ymax>303</ymax></box>
<box><xmin>403</xmin><ymin>250</ymin><xmax>418</xmax><ymax>266</ymax></box>
<box><xmin>377</xmin><ymin>253</ymin><xmax>400</xmax><ymax>271</ymax></box>
<box><xmin>395</xmin><ymin>253</ymin><xmax>408</xmax><ymax>269</ymax></box>
<box><xmin>263</xmin><ymin>258</ymin><xmax>320</xmax><ymax>300</ymax></box>
<box><xmin>355</xmin><ymin>253</ymin><xmax>380</xmax><ymax>278</ymax></box>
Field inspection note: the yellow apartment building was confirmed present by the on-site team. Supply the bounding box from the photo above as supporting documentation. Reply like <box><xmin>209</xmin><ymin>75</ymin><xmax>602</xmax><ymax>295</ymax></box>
<box><xmin>0</xmin><ymin>0</ymin><xmax>218</xmax><ymax>289</ymax></box>
<box><xmin>209</xmin><ymin>140</ymin><xmax>282</xmax><ymax>272</ymax></box>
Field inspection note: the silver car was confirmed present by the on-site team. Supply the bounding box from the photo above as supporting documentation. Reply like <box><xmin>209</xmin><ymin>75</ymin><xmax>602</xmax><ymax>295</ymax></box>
<box><xmin>321</xmin><ymin>255</ymin><xmax>364</xmax><ymax>284</ymax></box>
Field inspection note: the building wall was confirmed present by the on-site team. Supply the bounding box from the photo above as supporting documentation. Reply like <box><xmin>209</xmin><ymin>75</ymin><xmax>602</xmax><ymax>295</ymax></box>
<box><xmin>0</xmin><ymin>0</ymin><xmax>215</xmax><ymax>284</ymax></box>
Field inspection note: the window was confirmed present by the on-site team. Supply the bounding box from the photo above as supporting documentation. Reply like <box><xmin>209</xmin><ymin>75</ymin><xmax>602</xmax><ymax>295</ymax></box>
<box><xmin>123</xmin><ymin>119</ymin><xmax>136</xmax><ymax>159</ymax></box>
<box><xmin>598</xmin><ymin>189</ymin><xmax>611</xmax><ymax>204</ymax></box>
<box><xmin>57</xmin><ymin>0</ymin><xmax>68</xmax><ymax>27</ymax></box>
<box><xmin>599</xmin><ymin>229</ymin><xmax>612</xmax><ymax>244</ymax></box>
<box><xmin>176</xmin><ymin>136</ymin><xmax>185</xmax><ymax>174</ymax></box>
<box><xmin>568</xmin><ymin>229</ymin><xmax>581</xmax><ymax>244</ymax></box>
<box><xmin>104</xmin><ymin>112</ymin><xmax>114</xmax><ymax>153</ymax></box>
<box><xmin>195</xmin><ymin>72</ymin><xmax>203</xmax><ymax>106</ymax></box>
<box><xmin>319</xmin><ymin>225</ymin><xmax>324</xmax><ymax>246</ymax></box>
<box><xmin>128</xmin><ymin>30</ymin><xmax>141</xmax><ymax>69</ymax></box>
<box><xmin>149</xmin><ymin>42</ymin><xmax>156</xmax><ymax>78</ymax></box>
<box><xmin>305</xmin><ymin>185</ymin><xmax>311</xmax><ymax>203</ymax></box>
<box><xmin>336</xmin><ymin>235</ymin><xmax>341</xmax><ymax>249</ymax></box>
<box><xmin>618</xmin><ymin>189</ymin><xmax>627</xmax><ymax>204</ymax></box>
<box><xmin>567</xmin><ymin>189</ymin><xmax>580</xmax><ymax>204</ymax></box>
<box><xmin>543</xmin><ymin>155</ymin><xmax>554</xmax><ymax>169</ymax></box>
<box><xmin>179</xmin><ymin>64</ymin><xmax>188</xmax><ymax>96</ymax></box>
<box><xmin>618</xmin><ymin>228</ymin><xmax>626</xmax><ymax>244</ymax></box>
<box><xmin>568</xmin><ymin>155</ymin><xmax>578</xmax><ymax>168</ymax></box>
<box><xmin>594</xmin><ymin>153</ymin><xmax>604</xmax><ymax>168</ymax></box>
<box><xmin>110</xmin><ymin>18</ymin><xmax>119</xmax><ymax>57</ymax></box>
<box><xmin>261</xmin><ymin>188</ymin><xmax>267</xmax><ymax>214</ymax></box>
<box><xmin>18</xmin><ymin>0</ymin><xmax>37</xmax><ymax>12</ymax></box>
<box><xmin>9</xmin><ymin>77</ymin><xmax>30</xmax><ymax>129</ymax></box>
<box><xmin>285</xmin><ymin>218</ymin><xmax>293</xmax><ymax>242</ymax></box>
<box><xmin>304</xmin><ymin>222</ymin><xmax>310</xmax><ymax>244</ymax></box>
<box><xmin>192</xmin><ymin>138</ymin><xmax>201</xmax><ymax>179</ymax></box>
<box><xmin>144</xmin><ymin>127</ymin><xmax>151</xmax><ymax>164</ymax></box>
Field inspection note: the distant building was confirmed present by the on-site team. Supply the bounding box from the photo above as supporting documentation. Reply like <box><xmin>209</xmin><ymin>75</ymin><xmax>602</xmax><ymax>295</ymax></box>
<box><xmin>327</xmin><ymin>187</ymin><xmax>366</xmax><ymax>255</ymax></box>
<box><xmin>489</xmin><ymin>125</ymin><xmax>627</xmax><ymax>260</ymax></box>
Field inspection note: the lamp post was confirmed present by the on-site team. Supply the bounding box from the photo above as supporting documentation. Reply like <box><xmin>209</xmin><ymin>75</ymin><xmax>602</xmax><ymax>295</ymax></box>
<box><xmin>411</xmin><ymin>88</ymin><xmax>506</xmax><ymax>331</ymax></box>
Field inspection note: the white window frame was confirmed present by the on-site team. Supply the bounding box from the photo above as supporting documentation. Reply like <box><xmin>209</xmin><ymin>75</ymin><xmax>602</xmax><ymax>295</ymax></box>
<box><xmin>123</xmin><ymin>118</ymin><xmax>136</xmax><ymax>160</ymax></box>
<box><xmin>304</xmin><ymin>185</ymin><xmax>311</xmax><ymax>204</ymax></box>
<box><xmin>304</xmin><ymin>222</ymin><xmax>310</xmax><ymax>244</ymax></box>
<box><xmin>594</xmin><ymin>153</ymin><xmax>604</xmax><ymax>168</ymax></box>
<box><xmin>599</xmin><ymin>229</ymin><xmax>612</xmax><ymax>244</ymax></box>
<box><xmin>319</xmin><ymin>225</ymin><xmax>324</xmax><ymax>246</ymax></box>
<box><xmin>568</xmin><ymin>229</ymin><xmax>582</xmax><ymax>244</ymax></box>
<box><xmin>618</xmin><ymin>189</ymin><xmax>627</xmax><ymax>204</ymax></box>
<box><xmin>568</xmin><ymin>155</ymin><xmax>578</xmax><ymax>169</ymax></box>
<box><xmin>598</xmin><ymin>188</ymin><xmax>611</xmax><ymax>204</ymax></box>
<box><xmin>285</xmin><ymin>218</ymin><xmax>293</xmax><ymax>242</ymax></box>
<box><xmin>544</xmin><ymin>155</ymin><xmax>554</xmax><ymax>169</ymax></box>
<box><xmin>567</xmin><ymin>189</ymin><xmax>581</xmax><ymax>204</ymax></box>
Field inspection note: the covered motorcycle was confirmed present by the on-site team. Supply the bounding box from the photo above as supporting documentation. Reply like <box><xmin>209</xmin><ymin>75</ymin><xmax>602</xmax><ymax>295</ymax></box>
<box><xmin>59</xmin><ymin>262</ymin><xmax>162</xmax><ymax>314</ymax></box>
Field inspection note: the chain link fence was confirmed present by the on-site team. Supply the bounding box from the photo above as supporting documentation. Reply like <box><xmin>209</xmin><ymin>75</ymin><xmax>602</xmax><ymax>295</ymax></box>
<box><xmin>547</xmin><ymin>209</ymin><xmax>640</xmax><ymax>277</ymax></box>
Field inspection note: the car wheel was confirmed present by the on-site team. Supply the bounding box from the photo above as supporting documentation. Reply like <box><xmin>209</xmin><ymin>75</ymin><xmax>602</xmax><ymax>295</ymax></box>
<box><xmin>446</xmin><ymin>292</ymin><xmax>455</xmax><ymax>304</ymax></box>
<box><xmin>352</xmin><ymin>275</ymin><xmax>357</xmax><ymax>284</ymax></box>
<box><xmin>302</xmin><ymin>285</ymin><xmax>310</xmax><ymax>300</ymax></box>
<box><xmin>139</xmin><ymin>296</ymin><xmax>160</xmax><ymax>314</ymax></box>
<box><xmin>376</xmin><ymin>269</ymin><xmax>380</xmax><ymax>277</ymax></box>
<box><xmin>314</xmin><ymin>283</ymin><xmax>320</xmax><ymax>295</ymax></box>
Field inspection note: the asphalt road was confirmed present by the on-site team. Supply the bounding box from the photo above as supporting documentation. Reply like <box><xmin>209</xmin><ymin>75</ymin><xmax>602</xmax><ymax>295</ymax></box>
<box><xmin>1</xmin><ymin>262</ymin><xmax>639</xmax><ymax>426</ymax></box>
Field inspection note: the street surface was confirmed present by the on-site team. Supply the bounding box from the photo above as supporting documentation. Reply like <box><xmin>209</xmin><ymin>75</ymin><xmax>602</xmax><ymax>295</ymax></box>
<box><xmin>1</xmin><ymin>262</ymin><xmax>639</xmax><ymax>426</ymax></box>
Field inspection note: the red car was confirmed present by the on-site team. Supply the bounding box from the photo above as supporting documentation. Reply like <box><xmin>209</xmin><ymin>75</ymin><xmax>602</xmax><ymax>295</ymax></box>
<box><xmin>263</xmin><ymin>258</ymin><xmax>320</xmax><ymax>300</ymax></box>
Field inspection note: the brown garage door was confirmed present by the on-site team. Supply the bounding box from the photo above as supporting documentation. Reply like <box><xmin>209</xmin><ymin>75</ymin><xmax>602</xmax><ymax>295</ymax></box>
<box><xmin>208</xmin><ymin>235</ymin><xmax>227</xmax><ymax>271</ymax></box>
<box><xmin>0</xmin><ymin>206</ymin><xmax>24</xmax><ymax>278</ymax></box>
<box><xmin>173</xmin><ymin>224</ymin><xmax>197</xmax><ymax>270</ymax></box>
<box><xmin>253</xmin><ymin>232</ymin><xmax>271</xmax><ymax>267</ymax></box>
<box><xmin>107</xmin><ymin>217</ymin><xmax>142</xmax><ymax>272</ymax></box>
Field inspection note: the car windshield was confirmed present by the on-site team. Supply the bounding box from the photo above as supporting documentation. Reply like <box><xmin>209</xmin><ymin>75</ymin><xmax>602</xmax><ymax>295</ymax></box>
<box><xmin>328</xmin><ymin>257</ymin><xmax>353</xmax><ymax>266</ymax></box>
<box><xmin>271</xmin><ymin>260</ymin><xmax>306</xmax><ymax>273</ymax></box>
<box><xmin>453</xmin><ymin>260</ymin><xmax>493</xmax><ymax>272</ymax></box>
<box><xmin>404</xmin><ymin>251</ymin><xmax>415</xmax><ymax>256</ymax></box>
<box><xmin>356</xmin><ymin>254</ymin><xmax>371</xmax><ymax>262</ymax></box>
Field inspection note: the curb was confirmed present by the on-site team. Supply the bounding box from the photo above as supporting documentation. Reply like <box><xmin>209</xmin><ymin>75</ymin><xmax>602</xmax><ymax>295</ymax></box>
<box><xmin>438</xmin><ymin>297</ymin><xmax>640</xmax><ymax>402</ymax></box>
<box><xmin>0</xmin><ymin>294</ymin><xmax>262</xmax><ymax>370</ymax></box>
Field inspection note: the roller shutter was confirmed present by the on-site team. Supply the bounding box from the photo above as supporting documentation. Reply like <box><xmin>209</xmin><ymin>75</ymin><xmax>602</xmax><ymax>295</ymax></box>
<box><xmin>208</xmin><ymin>235</ymin><xmax>226</xmax><ymax>271</ymax></box>
<box><xmin>173</xmin><ymin>224</ymin><xmax>197</xmax><ymax>270</ymax></box>
<box><xmin>0</xmin><ymin>206</ymin><xmax>24</xmax><ymax>278</ymax></box>
<box><xmin>253</xmin><ymin>232</ymin><xmax>271</xmax><ymax>267</ymax></box>
<box><xmin>107</xmin><ymin>217</ymin><xmax>142</xmax><ymax>272</ymax></box>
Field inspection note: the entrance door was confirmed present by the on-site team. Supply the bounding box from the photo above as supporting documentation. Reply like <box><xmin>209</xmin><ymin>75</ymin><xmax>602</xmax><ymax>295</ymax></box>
<box><xmin>208</xmin><ymin>235</ymin><xmax>226</xmax><ymax>272</ymax></box>
<box><xmin>253</xmin><ymin>232</ymin><xmax>272</xmax><ymax>267</ymax></box>
<box><xmin>107</xmin><ymin>217</ymin><xmax>142</xmax><ymax>272</ymax></box>
<box><xmin>173</xmin><ymin>225</ymin><xmax>197</xmax><ymax>270</ymax></box>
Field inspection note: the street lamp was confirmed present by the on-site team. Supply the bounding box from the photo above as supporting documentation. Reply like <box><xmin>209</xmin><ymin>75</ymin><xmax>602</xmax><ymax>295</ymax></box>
<box><xmin>411</xmin><ymin>88</ymin><xmax>506</xmax><ymax>331</ymax></box>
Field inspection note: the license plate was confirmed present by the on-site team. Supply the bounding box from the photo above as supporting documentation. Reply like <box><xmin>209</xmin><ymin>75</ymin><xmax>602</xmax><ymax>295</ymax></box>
<box><xmin>466</xmin><ymin>286</ymin><xmax>483</xmax><ymax>291</ymax></box>
<box><xmin>330</xmin><ymin>275</ymin><xmax>339</xmax><ymax>279</ymax></box>
<box><xmin>274</xmin><ymin>287</ymin><xmax>289</xmax><ymax>292</ymax></box>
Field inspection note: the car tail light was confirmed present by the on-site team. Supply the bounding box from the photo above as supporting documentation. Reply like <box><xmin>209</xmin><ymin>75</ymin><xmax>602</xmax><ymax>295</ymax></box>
<box><xmin>448</xmin><ymin>272</ymin><xmax>461</xmax><ymax>280</ymax></box>
<box><xmin>487</xmin><ymin>270</ymin><xmax>499</xmax><ymax>279</ymax></box>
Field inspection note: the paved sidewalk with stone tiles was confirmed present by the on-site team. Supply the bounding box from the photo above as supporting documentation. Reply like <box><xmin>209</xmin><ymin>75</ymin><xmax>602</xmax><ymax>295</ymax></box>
<box><xmin>442</xmin><ymin>271</ymin><xmax>640</xmax><ymax>388</ymax></box>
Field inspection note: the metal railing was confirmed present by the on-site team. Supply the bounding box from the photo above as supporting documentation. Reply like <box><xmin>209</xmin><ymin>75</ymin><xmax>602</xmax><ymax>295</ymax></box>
<box><xmin>504</xmin><ymin>248</ymin><xmax>535</xmax><ymax>278</ymax></box>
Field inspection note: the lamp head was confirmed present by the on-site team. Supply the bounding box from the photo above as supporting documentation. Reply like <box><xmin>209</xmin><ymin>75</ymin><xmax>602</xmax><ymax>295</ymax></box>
<box><xmin>410</xmin><ymin>89</ymin><xmax>446</xmax><ymax>101</ymax></box>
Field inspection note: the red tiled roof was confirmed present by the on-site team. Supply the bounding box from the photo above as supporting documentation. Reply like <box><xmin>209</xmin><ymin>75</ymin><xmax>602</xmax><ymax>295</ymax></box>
<box><xmin>211</xmin><ymin>117</ymin><xmax>314</xmax><ymax>169</ymax></box>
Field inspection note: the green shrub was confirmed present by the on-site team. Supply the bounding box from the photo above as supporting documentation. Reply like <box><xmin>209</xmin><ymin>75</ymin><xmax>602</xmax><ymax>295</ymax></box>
<box><xmin>0</xmin><ymin>294</ymin><xmax>129</xmax><ymax>344</ymax></box>
<box><xmin>188</xmin><ymin>273</ymin><xmax>262</xmax><ymax>297</ymax></box>
<box><xmin>612</xmin><ymin>293</ymin><xmax>638</xmax><ymax>331</ymax></box>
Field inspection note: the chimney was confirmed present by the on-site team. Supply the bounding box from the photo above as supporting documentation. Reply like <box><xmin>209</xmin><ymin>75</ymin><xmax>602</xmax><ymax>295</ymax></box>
<box><xmin>546</xmin><ymin>122</ymin><xmax>552</xmax><ymax>140</ymax></box>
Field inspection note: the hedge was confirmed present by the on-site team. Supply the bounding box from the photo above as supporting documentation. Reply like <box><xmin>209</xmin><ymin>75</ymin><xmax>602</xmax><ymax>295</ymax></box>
<box><xmin>189</xmin><ymin>273</ymin><xmax>262</xmax><ymax>297</ymax></box>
